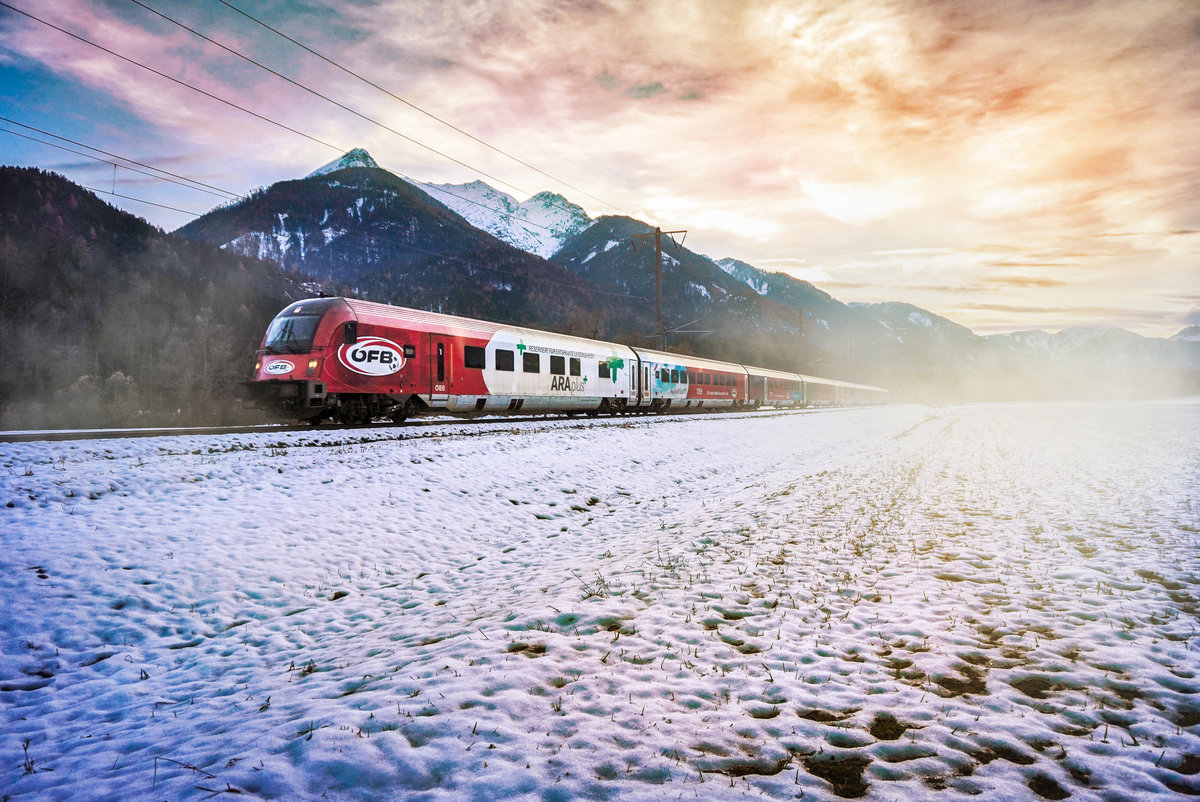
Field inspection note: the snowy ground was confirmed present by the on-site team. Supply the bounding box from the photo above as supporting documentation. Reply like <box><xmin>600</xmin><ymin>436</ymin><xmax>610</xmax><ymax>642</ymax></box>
<box><xmin>2</xmin><ymin>403</ymin><xmax>1198</xmax><ymax>801</ymax></box>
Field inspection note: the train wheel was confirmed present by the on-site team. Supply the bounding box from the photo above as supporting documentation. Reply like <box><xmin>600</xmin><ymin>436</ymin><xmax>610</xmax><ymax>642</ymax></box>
<box><xmin>390</xmin><ymin>399</ymin><xmax>415</xmax><ymax>424</ymax></box>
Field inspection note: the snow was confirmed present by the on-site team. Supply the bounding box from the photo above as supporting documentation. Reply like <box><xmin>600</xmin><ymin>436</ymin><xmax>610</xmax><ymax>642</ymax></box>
<box><xmin>3</xmin><ymin>403</ymin><xmax>1199</xmax><ymax>800</ymax></box>
<box><xmin>306</xmin><ymin>149</ymin><xmax>380</xmax><ymax>179</ymax></box>
<box><xmin>603</xmin><ymin>240</ymin><xmax>619</xmax><ymax>252</ymax></box>
<box><xmin>414</xmin><ymin>181</ymin><xmax>591</xmax><ymax>259</ymax></box>
<box><xmin>715</xmin><ymin>259</ymin><xmax>770</xmax><ymax>296</ymax></box>
<box><xmin>689</xmin><ymin>282</ymin><xmax>711</xmax><ymax>299</ymax></box>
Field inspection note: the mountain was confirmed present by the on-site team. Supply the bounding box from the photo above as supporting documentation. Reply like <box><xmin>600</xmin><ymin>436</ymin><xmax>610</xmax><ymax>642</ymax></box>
<box><xmin>986</xmin><ymin>326</ymin><xmax>1200</xmax><ymax>376</ymax></box>
<box><xmin>414</xmin><ymin>180</ymin><xmax>592</xmax><ymax>259</ymax></box>
<box><xmin>306</xmin><ymin>147</ymin><xmax>379</xmax><ymax>178</ymax></box>
<box><xmin>175</xmin><ymin>152</ymin><xmax>647</xmax><ymax>336</ymax></box>
<box><xmin>0</xmin><ymin>166</ymin><xmax>301</xmax><ymax>428</ymax></box>
<box><xmin>172</xmin><ymin>151</ymin><xmax>1198</xmax><ymax>403</ymax></box>
<box><xmin>550</xmin><ymin>216</ymin><xmax>842</xmax><ymax>369</ymax></box>
<box><xmin>1172</xmin><ymin>326</ymin><xmax>1200</xmax><ymax>344</ymax></box>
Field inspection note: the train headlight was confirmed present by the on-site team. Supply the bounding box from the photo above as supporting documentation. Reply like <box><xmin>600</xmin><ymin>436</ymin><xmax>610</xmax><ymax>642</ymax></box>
<box><xmin>254</xmin><ymin>360</ymin><xmax>262</xmax><ymax>371</ymax></box>
<box><xmin>307</xmin><ymin>359</ymin><xmax>319</xmax><ymax>376</ymax></box>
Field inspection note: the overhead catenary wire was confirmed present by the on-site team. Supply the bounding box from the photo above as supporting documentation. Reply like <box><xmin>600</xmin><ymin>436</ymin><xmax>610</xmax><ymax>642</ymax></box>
<box><xmin>0</xmin><ymin>121</ymin><xmax>241</xmax><ymax>201</ymax></box>
<box><xmin>79</xmin><ymin>184</ymin><xmax>206</xmax><ymax>217</ymax></box>
<box><xmin>0</xmin><ymin>129</ymin><xmax>650</xmax><ymax>304</ymax></box>
<box><xmin>128</xmin><ymin>0</ymin><xmax>599</xmax><ymax>229</ymax></box>
<box><xmin>0</xmin><ymin>1</ymin><xmax>580</xmax><ymax>238</ymax></box>
<box><xmin>212</xmin><ymin>0</ymin><xmax>630</xmax><ymax>217</ymax></box>
<box><xmin>2</xmin><ymin>113</ymin><xmax>592</xmax><ymax>248</ymax></box>
<box><xmin>0</xmin><ymin>2</ymin><xmax>345</xmax><ymax>153</ymax></box>
<box><xmin>0</xmin><ymin>2</ymin><xmax>660</xmax><ymax>310</ymax></box>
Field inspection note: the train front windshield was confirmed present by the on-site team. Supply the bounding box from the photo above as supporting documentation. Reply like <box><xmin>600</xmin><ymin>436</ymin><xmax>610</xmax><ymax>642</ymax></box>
<box><xmin>262</xmin><ymin>299</ymin><xmax>339</xmax><ymax>354</ymax></box>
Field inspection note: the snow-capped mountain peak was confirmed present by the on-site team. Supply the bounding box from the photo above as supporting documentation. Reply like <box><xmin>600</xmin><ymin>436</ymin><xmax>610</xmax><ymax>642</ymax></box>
<box><xmin>306</xmin><ymin>148</ymin><xmax>380</xmax><ymax>178</ymax></box>
<box><xmin>413</xmin><ymin>180</ymin><xmax>592</xmax><ymax>259</ymax></box>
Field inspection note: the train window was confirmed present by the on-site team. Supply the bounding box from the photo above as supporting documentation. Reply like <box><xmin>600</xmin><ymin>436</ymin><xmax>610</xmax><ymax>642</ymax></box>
<box><xmin>404</xmin><ymin>344</ymin><xmax>415</xmax><ymax>358</ymax></box>
<box><xmin>658</xmin><ymin>368</ymin><xmax>668</xmax><ymax>383</ymax></box>
<box><xmin>569</xmin><ymin>358</ymin><xmax>581</xmax><ymax>377</ymax></box>
<box><xmin>704</xmin><ymin>373</ymin><xmax>712</xmax><ymax>385</ymax></box>
<box><xmin>436</xmin><ymin>343</ymin><xmax>445</xmax><ymax>383</ymax></box>
<box><xmin>550</xmin><ymin>355</ymin><xmax>565</xmax><ymax>375</ymax></box>
<box><xmin>523</xmin><ymin>352</ymin><xmax>540</xmax><ymax>373</ymax></box>
<box><xmin>496</xmin><ymin>349</ymin><xmax>514</xmax><ymax>371</ymax></box>
<box><xmin>598</xmin><ymin>362</ymin><xmax>610</xmax><ymax>379</ymax></box>
<box><xmin>343</xmin><ymin>321</ymin><xmax>357</xmax><ymax>345</ymax></box>
<box><xmin>263</xmin><ymin>314</ymin><xmax>321</xmax><ymax>354</ymax></box>
<box><xmin>464</xmin><ymin>345</ymin><xmax>485</xmax><ymax>369</ymax></box>
<box><xmin>671</xmin><ymin>369</ymin><xmax>680</xmax><ymax>383</ymax></box>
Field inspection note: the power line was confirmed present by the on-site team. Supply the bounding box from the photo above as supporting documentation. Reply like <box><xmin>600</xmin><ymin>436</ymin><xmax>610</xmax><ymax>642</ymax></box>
<box><xmin>0</xmin><ymin>121</ymin><xmax>240</xmax><ymax>200</ymax></box>
<box><xmin>0</xmin><ymin>3</ymin><xmax>653</xmax><ymax>305</ymax></box>
<box><xmin>127</xmin><ymin>0</ymin><xmax>571</xmax><ymax>212</ymax></box>
<box><xmin>2</xmin><ymin>2</ymin><xmax>579</xmax><ymax>241</ymax></box>
<box><xmin>0</xmin><ymin>2</ymin><xmax>350</xmax><ymax>152</ymax></box>
<box><xmin>6</xmin><ymin>129</ymin><xmax>644</xmax><ymax>302</ymax></box>
<box><xmin>0</xmin><ymin>121</ymin><xmax>579</xmax><ymax>252</ymax></box>
<box><xmin>213</xmin><ymin>0</ymin><xmax>628</xmax><ymax>216</ymax></box>
<box><xmin>79</xmin><ymin>185</ymin><xmax>205</xmax><ymax>216</ymax></box>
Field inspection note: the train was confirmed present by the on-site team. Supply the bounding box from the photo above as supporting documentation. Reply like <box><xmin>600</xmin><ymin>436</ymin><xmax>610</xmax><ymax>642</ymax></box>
<box><xmin>249</xmin><ymin>296</ymin><xmax>888</xmax><ymax>424</ymax></box>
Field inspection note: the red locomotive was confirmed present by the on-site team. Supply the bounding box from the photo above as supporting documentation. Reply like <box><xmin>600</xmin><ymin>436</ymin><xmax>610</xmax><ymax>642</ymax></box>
<box><xmin>250</xmin><ymin>297</ymin><xmax>887</xmax><ymax>424</ymax></box>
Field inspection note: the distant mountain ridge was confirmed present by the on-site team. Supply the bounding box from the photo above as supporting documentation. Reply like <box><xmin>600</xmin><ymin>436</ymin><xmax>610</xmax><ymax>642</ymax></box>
<box><xmin>165</xmin><ymin>148</ymin><xmax>1200</xmax><ymax>401</ymax></box>
<box><xmin>413</xmin><ymin>180</ymin><xmax>592</xmax><ymax>259</ymax></box>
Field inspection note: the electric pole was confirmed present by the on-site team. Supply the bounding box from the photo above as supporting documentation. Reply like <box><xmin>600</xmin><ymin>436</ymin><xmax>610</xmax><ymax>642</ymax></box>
<box><xmin>630</xmin><ymin>226</ymin><xmax>686</xmax><ymax>350</ymax></box>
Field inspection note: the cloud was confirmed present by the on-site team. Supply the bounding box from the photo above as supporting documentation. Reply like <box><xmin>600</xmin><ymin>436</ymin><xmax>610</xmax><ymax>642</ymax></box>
<box><xmin>984</xmin><ymin>275</ymin><xmax>1069</xmax><ymax>288</ymax></box>
<box><xmin>3</xmin><ymin>0</ymin><xmax>1197</xmax><ymax>336</ymax></box>
<box><xmin>626</xmin><ymin>82</ymin><xmax>666</xmax><ymax>99</ymax></box>
<box><xmin>594</xmin><ymin>70</ymin><xmax>619</xmax><ymax>91</ymax></box>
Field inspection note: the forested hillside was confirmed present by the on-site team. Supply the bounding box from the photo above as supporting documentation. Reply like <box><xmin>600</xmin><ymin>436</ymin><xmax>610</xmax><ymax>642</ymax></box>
<box><xmin>0</xmin><ymin>167</ymin><xmax>299</xmax><ymax>428</ymax></box>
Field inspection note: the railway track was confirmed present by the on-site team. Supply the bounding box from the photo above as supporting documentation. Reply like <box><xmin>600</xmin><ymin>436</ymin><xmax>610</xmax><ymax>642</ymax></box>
<box><xmin>0</xmin><ymin>406</ymin><xmax>839</xmax><ymax>444</ymax></box>
<box><xmin>0</xmin><ymin>414</ymin><xmax>601</xmax><ymax>443</ymax></box>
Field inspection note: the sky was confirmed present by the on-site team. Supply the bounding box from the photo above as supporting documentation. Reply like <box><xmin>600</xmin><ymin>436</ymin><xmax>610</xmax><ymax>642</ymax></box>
<box><xmin>1</xmin><ymin>0</ymin><xmax>1198</xmax><ymax>337</ymax></box>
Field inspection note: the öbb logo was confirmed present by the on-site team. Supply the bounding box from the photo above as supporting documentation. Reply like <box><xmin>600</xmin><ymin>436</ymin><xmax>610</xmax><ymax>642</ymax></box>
<box><xmin>264</xmin><ymin>360</ymin><xmax>294</xmax><ymax>375</ymax></box>
<box><xmin>338</xmin><ymin>336</ymin><xmax>405</xmax><ymax>376</ymax></box>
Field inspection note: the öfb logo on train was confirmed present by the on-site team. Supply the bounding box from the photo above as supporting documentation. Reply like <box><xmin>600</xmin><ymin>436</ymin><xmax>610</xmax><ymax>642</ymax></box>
<box><xmin>264</xmin><ymin>360</ymin><xmax>294</xmax><ymax>375</ymax></box>
<box><xmin>338</xmin><ymin>337</ymin><xmax>405</xmax><ymax>376</ymax></box>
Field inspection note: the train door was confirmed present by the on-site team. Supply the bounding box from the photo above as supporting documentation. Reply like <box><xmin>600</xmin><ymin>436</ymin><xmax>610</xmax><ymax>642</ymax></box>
<box><xmin>428</xmin><ymin>334</ymin><xmax>454</xmax><ymax>400</ymax></box>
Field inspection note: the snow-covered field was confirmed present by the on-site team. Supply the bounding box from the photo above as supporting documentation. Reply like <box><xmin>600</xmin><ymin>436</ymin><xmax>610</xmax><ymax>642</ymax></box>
<box><xmin>2</xmin><ymin>403</ymin><xmax>1198</xmax><ymax>801</ymax></box>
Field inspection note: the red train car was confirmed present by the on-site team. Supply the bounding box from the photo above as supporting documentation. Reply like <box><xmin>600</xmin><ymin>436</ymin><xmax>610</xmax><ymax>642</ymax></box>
<box><xmin>250</xmin><ymin>297</ymin><xmax>888</xmax><ymax>423</ymax></box>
